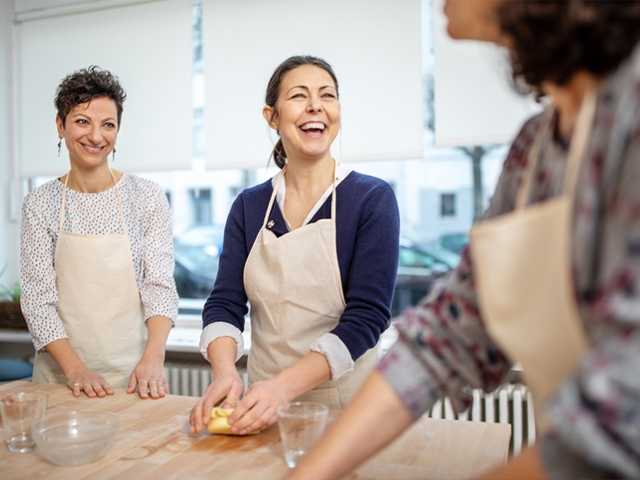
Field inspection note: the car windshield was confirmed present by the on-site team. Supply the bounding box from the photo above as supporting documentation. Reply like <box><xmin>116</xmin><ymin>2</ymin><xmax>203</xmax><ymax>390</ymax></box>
<box><xmin>398</xmin><ymin>241</ymin><xmax>458</xmax><ymax>273</ymax></box>
<box><xmin>174</xmin><ymin>226</ymin><xmax>224</xmax><ymax>277</ymax></box>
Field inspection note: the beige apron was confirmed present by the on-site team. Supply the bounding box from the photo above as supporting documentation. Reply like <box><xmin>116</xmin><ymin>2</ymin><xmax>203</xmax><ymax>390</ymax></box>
<box><xmin>243</xmin><ymin>165</ymin><xmax>378</xmax><ymax>409</ymax></box>
<box><xmin>470</xmin><ymin>94</ymin><xmax>596</xmax><ymax>430</ymax></box>
<box><xmin>32</xmin><ymin>171</ymin><xmax>146</xmax><ymax>388</ymax></box>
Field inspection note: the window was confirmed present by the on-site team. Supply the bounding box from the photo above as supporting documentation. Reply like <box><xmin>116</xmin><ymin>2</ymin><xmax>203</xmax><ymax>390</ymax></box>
<box><xmin>29</xmin><ymin>0</ymin><xmax>510</xmax><ymax>323</ymax></box>
<box><xmin>188</xmin><ymin>188</ymin><xmax>213</xmax><ymax>226</ymax></box>
<box><xmin>440</xmin><ymin>193</ymin><xmax>456</xmax><ymax>217</ymax></box>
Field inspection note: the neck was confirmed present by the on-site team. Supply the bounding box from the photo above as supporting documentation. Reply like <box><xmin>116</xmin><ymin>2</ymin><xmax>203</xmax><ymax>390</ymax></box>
<box><xmin>284</xmin><ymin>154</ymin><xmax>335</xmax><ymax>196</ymax></box>
<box><xmin>545</xmin><ymin>72</ymin><xmax>601</xmax><ymax>141</ymax></box>
<box><xmin>66</xmin><ymin>162</ymin><xmax>116</xmax><ymax>193</ymax></box>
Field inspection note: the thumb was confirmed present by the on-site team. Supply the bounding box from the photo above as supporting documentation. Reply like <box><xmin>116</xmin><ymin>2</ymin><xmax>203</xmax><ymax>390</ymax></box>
<box><xmin>222</xmin><ymin>382</ymin><xmax>243</xmax><ymax>409</ymax></box>
<box><xmin>127</xmin><ymin>372</ymin><xmax>137</xmax><ymax>394</ymax></box>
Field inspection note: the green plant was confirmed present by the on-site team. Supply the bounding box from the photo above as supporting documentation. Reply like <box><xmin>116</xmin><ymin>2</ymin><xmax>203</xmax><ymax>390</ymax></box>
<box><xmin>0</xmin><ymin>263</ymin><xmax>21</xmax><ymax>303</ymax></box>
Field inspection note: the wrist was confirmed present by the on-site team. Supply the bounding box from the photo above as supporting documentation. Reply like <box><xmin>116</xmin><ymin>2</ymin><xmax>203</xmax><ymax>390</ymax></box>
<box><xmin>273</xmin><ymin>372</ymin><xmax>296</xmax><ymax>402</ymax></box>
<box><xmin>212</xmin><ymin>363</ymin><xmax>239</xmax><ymax>378</ymax></box>
<box><xmin>63</xmin><ymin>361</ymin><xmax>87</xmax><ymax>378</ymax></box>
<box><xmin>142</xmin><ymin>344</ymin><xmax>166</xmax><ymax>362</ymax></box>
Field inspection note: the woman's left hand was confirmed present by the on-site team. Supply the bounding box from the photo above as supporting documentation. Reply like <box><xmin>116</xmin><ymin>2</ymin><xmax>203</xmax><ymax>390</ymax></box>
<box><xmin>228</xmin><ymin>378</ymin><xmax>289</xmax><ymax>434</ymax></box>
<box><xmin>128</xmin><ymin>353</ymin><xmax>168</xmax><ymax>399</ymax></box>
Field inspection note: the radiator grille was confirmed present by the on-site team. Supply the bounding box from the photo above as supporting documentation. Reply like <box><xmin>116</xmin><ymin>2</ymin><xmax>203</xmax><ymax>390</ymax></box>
<box><xmin>166</xmin><ymin>365</ymin><xmax>536</xmax><ymax>455</ymax></box>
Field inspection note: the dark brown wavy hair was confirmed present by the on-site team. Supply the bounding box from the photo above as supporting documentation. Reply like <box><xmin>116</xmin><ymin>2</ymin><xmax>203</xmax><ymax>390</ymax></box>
<box><xmin>55</xmin><ymin>66</ymin><xmax>127</xmax><ymax>128</ymax></box>
<box><xmin>496</xmin><ymin>0</ymin><xmax>640</xmax><ymax>93</ymax></box>
<box><xmin>265</xmin><ymin>55</ymin><xmax>339</xmax><ymax>169</ymax></box>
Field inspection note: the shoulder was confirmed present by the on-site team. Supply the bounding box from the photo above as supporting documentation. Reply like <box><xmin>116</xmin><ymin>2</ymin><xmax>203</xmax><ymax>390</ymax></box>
<box><xmin>237</xmin><ymin>177</ymin><xmax>273</xmax><ymax>205</ymax></box>
<box><xmin>503</xmin><ymin>111</ymin><xmax>547</xmax><ymax>173</ymax></box>
<box><xmin>23</xmin><ymin>179</ymin><xmax>61</xmax><ymax>214</ymax></box>
<box><xmin>123</xmin><ymin>173</ymin><xmax>164</xmax><ymax>199</ymax></box>
<box><xmin>340</xmin><ymin>171</ymin><xmax>396</xmax><ymax>202</ymax></box>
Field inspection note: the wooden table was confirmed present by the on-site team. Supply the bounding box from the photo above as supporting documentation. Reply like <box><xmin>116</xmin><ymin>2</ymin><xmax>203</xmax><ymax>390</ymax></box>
<box><xmin>0</xmin><ymin>381</ymin><xmax>510</xmax><ymax>480</ymax></box>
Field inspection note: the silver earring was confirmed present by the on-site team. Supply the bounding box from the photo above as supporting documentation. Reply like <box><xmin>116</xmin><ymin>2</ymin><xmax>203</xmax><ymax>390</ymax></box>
<box><xmin>112</xmin><ymin>148</ymin><xmax>116</xmax><ymax>162</ymax></box>
<box><xmin>57</xmin><ymin>139</ymin><xmax>62</xmax><ymax>158</ymax></box>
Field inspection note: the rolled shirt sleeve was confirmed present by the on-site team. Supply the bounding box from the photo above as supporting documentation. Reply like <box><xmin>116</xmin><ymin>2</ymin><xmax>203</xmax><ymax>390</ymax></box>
<box><xmin>199</xmin><ymin>322</ymin><xmax>245</xmax><ymax>363</ymax></box>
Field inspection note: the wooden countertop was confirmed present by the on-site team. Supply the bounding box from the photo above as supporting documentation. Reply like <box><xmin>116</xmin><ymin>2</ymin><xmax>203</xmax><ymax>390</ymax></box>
<box><xmin>0</xmin><ymin>381</ymin><xmax>510</xmax><ymax>480</ymax></box>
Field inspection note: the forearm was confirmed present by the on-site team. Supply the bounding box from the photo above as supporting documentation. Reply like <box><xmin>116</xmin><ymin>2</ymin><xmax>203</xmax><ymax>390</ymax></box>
<box><xmin>45</xmin><ymin>338</ymin><xmax>87</xmax><ymax>376</ymax></box>
<box><xmin>289</xmin><ymin>370</ymin><xmax>413</xmax><ymax>480</ymax></box>
<box><xmin>143</xmin><ymin>315</ymin><xmax>172</xmax><ymax>359</ymax></box>
<box><xmin>478</xmin><ymin>446</ymin><xmax>547</xmax><ymax>480</ymax></box>
<box><xmin>207</xmin><ymin>336</ymin><xmax>239</xmax><ymax>375</ymax></box>
<box><xmin>275</xmin><ymin>351</ymin><xmax>332</xmax><ymax>401</ymax></box>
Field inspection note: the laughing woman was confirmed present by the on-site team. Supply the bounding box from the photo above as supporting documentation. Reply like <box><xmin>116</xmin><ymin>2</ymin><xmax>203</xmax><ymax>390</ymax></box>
<box><xmin>190</xmin><ymin>56</ymin><xmax>400</xmax><ymax>435</ymax></box>
<box><xmin>20</xmin><ymin>67</ymin><xmax>178</xmax><ymax>399</ymax></box>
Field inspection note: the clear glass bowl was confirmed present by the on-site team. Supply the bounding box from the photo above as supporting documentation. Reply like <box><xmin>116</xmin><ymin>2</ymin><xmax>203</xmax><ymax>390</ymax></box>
<box><xmin>32</xmin><ymin>410</ymin><xmax>119</xmax><ymax>465</ymax></box>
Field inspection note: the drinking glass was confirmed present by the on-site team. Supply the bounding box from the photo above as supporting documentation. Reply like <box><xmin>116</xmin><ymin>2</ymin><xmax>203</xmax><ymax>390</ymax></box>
<box><xmin>0</xmin><ymin>392</ymin><xmax>48</xmax><ymax>453</ymax></box>
<box><xmin>277</xmin><ymin>401</ymin><xmax>328</xmax><ymax>469</ymax></box>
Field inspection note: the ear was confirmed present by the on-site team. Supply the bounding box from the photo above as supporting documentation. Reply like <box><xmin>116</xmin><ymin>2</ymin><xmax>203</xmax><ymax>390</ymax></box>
<box><xmin>262</xmin><ymin>105</ymin><xmax>279</xmax><ymax>130</ymax></box>
<box><xmin>55</xmin><ymin>115</ymin><xmax>64</xmax><ymax>138</ymax></box>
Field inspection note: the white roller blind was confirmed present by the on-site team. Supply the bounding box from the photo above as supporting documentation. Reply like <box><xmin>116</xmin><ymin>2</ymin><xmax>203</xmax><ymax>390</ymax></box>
<box><xmin>432</xmin><ymin>0</ymin><xmax>539</xmax><ymax>147</ymax></box>
<box><xmin>203</xmin><ymin>0</ymin><xmax>423</xmax><ymax>170</ymax></box>
<box><xmin>17</xmin><ymin>0</ymin><xmax>192</xmax><ymax>177</ymax></box>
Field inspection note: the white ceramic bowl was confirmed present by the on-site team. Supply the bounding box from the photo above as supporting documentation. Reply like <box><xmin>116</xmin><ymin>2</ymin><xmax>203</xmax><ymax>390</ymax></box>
<box><xmin>32</xmin><ymin>410</ymin><xmax>119</xmax><ymax>465</ymax></box>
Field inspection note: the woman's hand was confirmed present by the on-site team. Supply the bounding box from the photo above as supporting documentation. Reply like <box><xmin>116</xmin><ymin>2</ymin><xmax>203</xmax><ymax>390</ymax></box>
<box><xmin>128</xmin><ymin>353</ymin><xmax>168</xmax><ymax>399</ymax></box>
<box><xmin>190</xmin><ymin>368</ymin><xmax>244</xmax><ymax>433</ymax></box>
<box><xmin>228</xmin><ymin>378</ymin><xmax>289</xmax><ymax>435</ymax></box>
<box><xmin>66</xmin><ymin>368</ymin><xmax>113</xmax><ymax>398</ymax></box>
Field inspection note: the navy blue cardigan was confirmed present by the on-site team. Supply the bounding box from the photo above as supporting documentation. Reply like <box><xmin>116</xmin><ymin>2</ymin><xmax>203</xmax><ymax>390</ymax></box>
<box><xmin>202</xmin><ymin>171</ymin><xmax>400</xmax><ymax>361</ymax></box>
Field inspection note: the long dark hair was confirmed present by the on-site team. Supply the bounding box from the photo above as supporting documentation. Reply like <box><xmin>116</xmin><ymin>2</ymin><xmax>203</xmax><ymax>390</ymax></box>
<box><xmin>265</xmin><ymin>55</ymin><xmax>339</xmax><ymax>169</ymax></box>
<box><xmin>497</xmin><ymin>0</ymin><xmax>640</xmax><ymax>94</ymax></box>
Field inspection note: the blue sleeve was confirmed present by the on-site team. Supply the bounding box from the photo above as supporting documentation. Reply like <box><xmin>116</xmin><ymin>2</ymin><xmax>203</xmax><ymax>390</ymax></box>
<box><xmin>331</xmin><ymin>183</ymin><xmax>400</xmax><ymax>360</ymax></box>
<box><xmin>202</xmin><ymin>194</ymin><xmax>249</xmax><ymax>331</ymax></box>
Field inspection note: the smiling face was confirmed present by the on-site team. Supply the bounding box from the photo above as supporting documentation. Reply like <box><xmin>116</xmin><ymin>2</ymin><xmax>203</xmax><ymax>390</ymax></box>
<box><xmin>56</xmin><ymin>96</ymin><xmax>118</xmax><ymax>170</ymax></box>
<box><xmin>263</xmin><ymin>64</ymin><xmax>340</xmax><ymax>163</ymax></box>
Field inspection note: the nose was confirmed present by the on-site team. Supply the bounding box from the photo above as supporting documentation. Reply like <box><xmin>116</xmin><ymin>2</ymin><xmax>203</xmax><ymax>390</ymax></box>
<box><xmin>88</xmin><ymin>124</ymin><xmax>103</xmax><ymax>144</ymax></box>
<box><xmin>306</xmin><ymin>95</ymin><xmax>323</xmax><ymax>113</ymax></box>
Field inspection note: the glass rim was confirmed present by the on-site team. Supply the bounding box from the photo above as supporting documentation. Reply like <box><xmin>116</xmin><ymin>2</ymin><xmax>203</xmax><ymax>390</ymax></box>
<box><xmin>277</xmin><ymin>401</ymin><xmax>329</xmax><ymax>419</ymax></box>
<box><xmin>1</xmin><ymin>391</ymin><xmax>47</xmax><ymax>404</ymax></box>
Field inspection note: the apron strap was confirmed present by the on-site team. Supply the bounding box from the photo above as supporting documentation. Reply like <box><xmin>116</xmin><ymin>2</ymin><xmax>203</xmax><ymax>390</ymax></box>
<box><xmin>261</xmin><ymin>170</ymin><xmax>282</xmax><ymax>230</ymax></box>
<box><xmin>516</xmin><ymin>93</ymin><xmax>597</xmax><ymax>210</ymax></box>
<box><xmin>58</xmin><ymin>173</ymin><xmax>71</xmax><ymax>233</ymax></box>
<box><xmin>261</xmin><ymin>160</ymin><xmax>339</xmax><ymax>230</ymax></box>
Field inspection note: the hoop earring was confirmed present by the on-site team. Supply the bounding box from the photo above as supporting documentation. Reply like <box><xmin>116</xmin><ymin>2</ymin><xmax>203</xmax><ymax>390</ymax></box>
<box><xmin>57</xmin><ymin>138</ymin><xmax>62</xmax><ymax>158</ymax></box>
<box><xmin>112</xmin><ymin>147</ymin><xmax>116</xmax><ymax>162</ymax></box>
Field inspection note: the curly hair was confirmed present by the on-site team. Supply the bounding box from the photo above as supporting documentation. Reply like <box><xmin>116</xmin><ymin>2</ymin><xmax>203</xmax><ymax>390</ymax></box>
<box><xmin>54</xmin><ymin>66</ymin><xmax>127</xmax><ymax>127</ymax></box>
<box><xmin>496</xmin><ymin>0</ymin><xmax>640</xmax><ymax>92</ymax></box>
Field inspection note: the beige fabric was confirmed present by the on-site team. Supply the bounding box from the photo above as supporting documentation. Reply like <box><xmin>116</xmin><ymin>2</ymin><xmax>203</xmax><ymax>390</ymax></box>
<box><xmin>243</xmin><ymin>164</ymin><xmax>378</xmax><ymax>409</ymax></box>
<box><xmin>32</xmin><ymin>170</ymin><xmax>146</xmax><ymax>388</ymax></box>
<box><xmin>470</xmin><ymin>94</ymin><xmax>596</xmax><ymax>429</ymax></box>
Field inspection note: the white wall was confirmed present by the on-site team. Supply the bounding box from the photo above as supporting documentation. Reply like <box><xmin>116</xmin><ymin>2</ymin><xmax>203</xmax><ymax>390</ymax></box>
<box><xmin>0</xmin><ymin>0</ymin><xmax>18</xmax><ymax>285</ymax></box>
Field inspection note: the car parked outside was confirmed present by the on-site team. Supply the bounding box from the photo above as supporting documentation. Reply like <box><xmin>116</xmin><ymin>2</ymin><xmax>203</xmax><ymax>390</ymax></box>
<box><xmin>173</xmin><ymin>227</ymin><xmax>459</xmax><ymax>318</ymax></box>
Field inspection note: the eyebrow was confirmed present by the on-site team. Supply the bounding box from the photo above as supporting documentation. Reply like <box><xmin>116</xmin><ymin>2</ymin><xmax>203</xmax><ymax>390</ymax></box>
<box><xmin>287</xmin><ymin>84</ymin><xmax>336</xmax><ymax>94</ymax></box>
<box><xmin>70</xmin><ymin>113</ymin><xmax>116</xmax><ymax>122</ymax></box>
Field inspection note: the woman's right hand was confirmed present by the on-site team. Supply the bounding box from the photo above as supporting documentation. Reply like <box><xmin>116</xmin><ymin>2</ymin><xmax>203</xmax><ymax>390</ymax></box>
<box><xmin>65</xmin><ymin>368</ymin><xmax>114</xmax><ymax>398</ymax></box>
<box><xmin>189</xmin><ymin>368</ymin><xmax>244</xmax><ymax>433</ymax></box>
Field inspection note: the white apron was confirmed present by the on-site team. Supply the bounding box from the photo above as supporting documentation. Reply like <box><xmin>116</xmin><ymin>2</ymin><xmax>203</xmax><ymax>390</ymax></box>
<box><xmin>470</xmin><ymin>94</ymin><xmax>596</xmax><ymax>430</ymax></box>
<box><xmin>32</xmin><ymin>171</ymin><xmax>146</xmax><ymax>388</ymax></box>
<box><xmin>243</xmin><ymin>166</ymin><xmax>378</xmax><ymax>409</ymax></box>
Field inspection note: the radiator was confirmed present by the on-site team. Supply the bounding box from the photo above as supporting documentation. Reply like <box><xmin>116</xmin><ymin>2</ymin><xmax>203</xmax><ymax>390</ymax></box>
<box><xmin>427</xmin><ymin>384</ymin><xmax>536</xmax><ymax>455</ymax></box>
<box><xmin>165</xmin><ymin>365</ymin><xmax>536</xmax><ymax>455</ymax></box>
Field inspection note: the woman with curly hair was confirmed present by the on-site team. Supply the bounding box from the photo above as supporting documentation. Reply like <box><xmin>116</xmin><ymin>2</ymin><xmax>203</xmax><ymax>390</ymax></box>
<box><xmin>20</xmin><ymin>66</ymin><xmax>178</xmax><ymax>399</ymax></box>
<box><xmin>289</xmin><ymin>1</ymin><xmax>640</xmax><ymax>479</ymax></box>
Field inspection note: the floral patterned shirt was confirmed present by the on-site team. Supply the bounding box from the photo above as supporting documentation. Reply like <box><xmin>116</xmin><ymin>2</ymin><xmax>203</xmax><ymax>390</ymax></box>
<box><xmin>379</xmin><ymin>47</ymin><xmax>640</xmax><ymax>479</ymax></box>
<box><xmin>20</xmin><ymin>174</ymin><xmax>178</xmax><ymax>352</ymax></box>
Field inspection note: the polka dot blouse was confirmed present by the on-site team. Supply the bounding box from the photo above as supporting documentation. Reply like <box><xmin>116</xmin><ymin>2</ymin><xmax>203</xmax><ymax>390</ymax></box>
<box><xmin>19</xmin><ymin>174</ymin><xmax>178</xmax><ymax>351</ymax></box>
